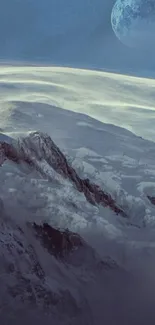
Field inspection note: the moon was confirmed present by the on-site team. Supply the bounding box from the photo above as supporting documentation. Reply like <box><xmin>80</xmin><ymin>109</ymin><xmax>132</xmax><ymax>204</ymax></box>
<box><xmin>111</xmin><ymin>0</ymin><xmax>155</xmax><ymax>48</ymax></box>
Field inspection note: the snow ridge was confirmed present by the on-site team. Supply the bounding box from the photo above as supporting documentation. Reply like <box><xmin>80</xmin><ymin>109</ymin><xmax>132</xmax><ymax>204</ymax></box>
<box><xmin>0</xmin><ymin>131</ymin><xmax>127</xmax><ymax>217</ymax></box>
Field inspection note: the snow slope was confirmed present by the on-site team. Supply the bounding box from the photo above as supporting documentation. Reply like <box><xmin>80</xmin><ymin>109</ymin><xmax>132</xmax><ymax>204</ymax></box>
<box><xmin>1</xmin><ymin>127</ymin><xmax>155</xmax><ymax>325</ymax></box>
<box><xmin>1</xmin><ymin>64</ymin><xmax>155</xmax><ymax>258</ymax></box>
<box><xmin>1</xmin><ymin>1</ymin><xmax>155</xmax><ymax>323</ymax></box>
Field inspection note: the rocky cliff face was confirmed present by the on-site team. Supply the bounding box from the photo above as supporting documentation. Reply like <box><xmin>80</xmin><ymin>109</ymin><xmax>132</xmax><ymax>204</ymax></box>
<box><xmin>0</xmin><ymin>131</ymin><xmax>125</xmax><ymax>324</ymax></box>
<box><xmin>0</xmin><ymin>208</ymin><xmax>92</xmax><ymax>324</ymax></box>
<box><xmin>1</xmin><ymin>131</ymin><xmax>155</xmax><ymax>324</ymax></box>
<box><xmin>0</xmin><ymin>131</ymin><xmax>126</xmax><ymax>217</ymax></box>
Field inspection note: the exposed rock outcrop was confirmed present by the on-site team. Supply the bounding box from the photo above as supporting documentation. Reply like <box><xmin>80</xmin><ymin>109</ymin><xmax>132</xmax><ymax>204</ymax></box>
<box><xmin>0</xmin><ymin>200</ymin><xmax>119</xmax><ymax>324</ymax></box>
<box><xmin>147</xmin><ymin>195</ymin><xmax>155</xmax><ymax>205</ymax></box>
<box><xmin>32</xmin><ymin>222</ymin><xmax>83</xmax><ymax>258</ymax></box>
<box><xmin>0</xmin><ymin>131</ymin><xmax>127</xmax><ymax>217</ymax></box>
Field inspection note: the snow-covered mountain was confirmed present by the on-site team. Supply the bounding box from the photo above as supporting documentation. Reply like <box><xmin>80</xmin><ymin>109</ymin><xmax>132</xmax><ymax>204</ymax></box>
<box><xmin>0</xmin><ymin>63</ymin><xmax>155</xmax><ymax>323</ymax></box>
<box><xmin>1</xmin><ymin>127</ymin><xmax>155</xmax><ymax>324</ymax></box>
<box><xmin>1</xmin><ymin>1</ymin><xmax>155</xmax><ymax>323</ymax></box>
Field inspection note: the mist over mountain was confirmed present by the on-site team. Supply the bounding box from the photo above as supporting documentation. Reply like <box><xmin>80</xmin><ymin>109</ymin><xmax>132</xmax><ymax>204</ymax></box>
<box><xmin>1</xmin><ymin>1</ymin><xmax>155</xmax><ymax>324</ymax></box>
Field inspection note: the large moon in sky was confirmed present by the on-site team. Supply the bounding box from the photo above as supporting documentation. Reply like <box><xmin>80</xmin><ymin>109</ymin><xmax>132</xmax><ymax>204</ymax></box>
<box><xmin>111</xmin><ymin>0</ymin><xmax>155</xmax><ymax>48</ymax></box>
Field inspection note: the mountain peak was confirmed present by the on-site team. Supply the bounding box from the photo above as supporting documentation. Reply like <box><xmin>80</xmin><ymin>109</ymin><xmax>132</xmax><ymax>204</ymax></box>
<box><xmin>0</xmin><ymin>131</ymin><xmax>127</xmax><ymax>218</ymax></box>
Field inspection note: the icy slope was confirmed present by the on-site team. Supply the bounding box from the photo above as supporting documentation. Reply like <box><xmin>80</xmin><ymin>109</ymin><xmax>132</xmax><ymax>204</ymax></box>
<box><xmin>1</xmin><ymin>130</ymin><xmax>155</xmax><ymax>324</ymax></box>
<box><xmin>0</xmin><ymin>131</ymin><xmax>133</xmax><ymax>325</ymax></box>
<box><xmin>0</xmin><ymin>198</ymin><xmax>106</xmax><ymax>325</ymax></box>
<box><xmin>1</xmin><ymin>127</ymin><xmax>155</xmax><ymax>254</ymax></box>
<box><xmin>1</xmin><ymin>65</ymin><xmax>155</xmax><ymax>322</ymax></box>
<box><xmin>1</xmin><ymin>65</ymin><xmax>155</xmax><ymax>240</ymax></box>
